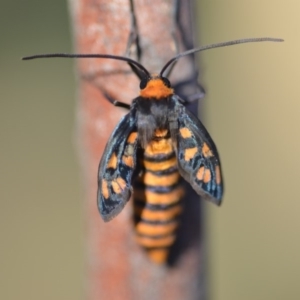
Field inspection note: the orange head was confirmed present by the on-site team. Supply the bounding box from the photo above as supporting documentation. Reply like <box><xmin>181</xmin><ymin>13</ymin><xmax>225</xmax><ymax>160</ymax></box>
<box><xmin>139</xmin><ymin>75</ymin><xmax>174</xmax><ymax>99</ymax></box>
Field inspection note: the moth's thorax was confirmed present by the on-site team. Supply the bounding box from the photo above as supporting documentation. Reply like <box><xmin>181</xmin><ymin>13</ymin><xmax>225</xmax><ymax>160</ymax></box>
<box><xmin>139</xmin><ymin>75</ymin><xmax>174</xmax><ymax>99</ymax></box>
<box><xmin>135</xmin><ymin>98</ymin><xmax>171</xmax><ymax>148</ymax></box>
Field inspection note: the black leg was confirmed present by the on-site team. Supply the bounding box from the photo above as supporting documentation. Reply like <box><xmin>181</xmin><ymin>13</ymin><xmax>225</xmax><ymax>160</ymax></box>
<box><xmin>125</xmin><ymin>0</ymin><xmax>141</xmax><ymax>60</ymax></box>
<box><xmin>124</xmin><ymin>0</ymin><xmax>145</xmax><ymax>80</ymax></box>
<box><xmin>104</xmin><ymin>92</ymin><xmax>131</xmax><ymax>110</ymax></box>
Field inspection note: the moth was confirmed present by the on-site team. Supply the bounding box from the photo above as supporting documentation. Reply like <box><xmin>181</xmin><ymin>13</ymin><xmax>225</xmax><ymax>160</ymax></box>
<box><xmin>23</xmin><ymin>37</ymin><xmax>283</xmax><ymax>263</ymax></box>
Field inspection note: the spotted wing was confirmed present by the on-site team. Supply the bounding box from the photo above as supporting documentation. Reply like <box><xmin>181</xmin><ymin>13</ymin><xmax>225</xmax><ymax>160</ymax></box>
<box><xmin>98</xmin><ymin>107</ymin><xmax>139</xmax><ymax>221</ymax></box>
<box><xmin>169</xmin><ymin>98</ymin><xmax>223</xmax><ymax>205</ymax></box>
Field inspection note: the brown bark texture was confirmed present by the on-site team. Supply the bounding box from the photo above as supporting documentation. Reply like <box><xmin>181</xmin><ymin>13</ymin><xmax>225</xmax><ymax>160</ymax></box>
<box><xmin>68</xmin><ymin>0</ymin><xmax>206</xmax><ymax>299</ymax></box>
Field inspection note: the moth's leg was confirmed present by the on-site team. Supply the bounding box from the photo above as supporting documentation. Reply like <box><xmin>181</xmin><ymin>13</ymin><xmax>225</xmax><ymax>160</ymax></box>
<box><xmin>125</xmin><ymin>0</ymin><xmax>141</xmax><ymax>58</ymax></box>
<box><xmin>104</xmin><ymin>92</ymin><xmax>131</xmax><ymax>110</ymax></box>
<box><xmin>124</xmin><ymin>0</ymin><xmax>145</xmax><ymax>80</ymax></box>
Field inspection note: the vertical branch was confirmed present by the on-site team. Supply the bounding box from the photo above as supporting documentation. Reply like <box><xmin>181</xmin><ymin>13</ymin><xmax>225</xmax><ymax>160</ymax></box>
<box><xmin>68</xmin><ymin>0</ymin><xmax>206</xmax><ymax>299</ymax></box>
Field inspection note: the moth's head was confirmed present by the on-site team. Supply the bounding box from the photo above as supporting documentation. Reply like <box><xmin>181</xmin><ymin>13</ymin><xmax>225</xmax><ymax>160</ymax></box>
<box><xmin>139</xmin><ymin>74</ymin><xmax>173</xmax><ymax>99</ymax></box>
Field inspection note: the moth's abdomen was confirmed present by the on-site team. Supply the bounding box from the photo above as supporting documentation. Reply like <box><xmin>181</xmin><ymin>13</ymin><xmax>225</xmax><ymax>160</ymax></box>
<box><xmin>133</xmin><ymin>129</ymin><xmax>184</xmax><ymax>263</ymax></box>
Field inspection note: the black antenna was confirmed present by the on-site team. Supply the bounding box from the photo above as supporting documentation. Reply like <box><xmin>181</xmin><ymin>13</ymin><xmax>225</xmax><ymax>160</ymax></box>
<box><xmin>23</xmin><ymin>37</ymin><xmax>283</xmax><ymax>79</ymax></box>
<box><xmin>22</xmin><ymin>53</ymin><xmax>151</xmax><ymax>78</ymax></box>
<box><xmin>160</xmin><ymin>37</ymin><xmax>284</xmax><ymax>77</ymax></box>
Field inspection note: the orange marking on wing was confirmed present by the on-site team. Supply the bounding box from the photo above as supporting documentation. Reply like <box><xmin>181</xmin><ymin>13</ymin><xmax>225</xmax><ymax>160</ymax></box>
<box><xmin>135</xmin><ymin>221</ymin><xmax>179</xmax><ymax>236</ymax></box>
<box><xmin>196</xmin><ymin>166</ymin><xmax>205</xmax><ymax>181</ymax></box>
<box><xmin>203</xmin><ymin>169</ymin><xmax>211</xmax><ymax>184</ymax></box>
<box><xmin>180</xmin><ymin>127</ymin><xmax>193</xmax><ymax>138</ymax></box>
<box><xmin>134</xmin><ymin>186</ymin><xmax>184</xmax><ymax>205</ymax></box>
<box><xmin>144</xmin><ymin>138</ymin><xmax>173</xmax><ymax>156</ymax></box>
<box><xmin>107</xmin><ymin>152</ymin><xmax>117</xmax><ymax>169</ymax></box>
<box><xmin>143</xmin><ymin>157</ymin><xmax>177</xmax><ymax>171</ymax></box>
<box><xmin>184</xmin><ymin>147</ymin><xmax>198</xmax><ymax>161</ymax></box>
<box><xmin>127</xmin><ymin>132</ymin><xmax>138</xmax><ymax>144</ymax></box>
<box><xmin>202</xmin><ymin>142</ymin><xmax>213</xmax><ymax>157</ymax></box>
<box><xmin>136</xmin><ymin>234</ymin><xmax>176</xmax><ymax>248</ymax></box>
<box><xmin>134</xmin><ymin>204</ymin><xmax>182</xmax><ymax>221</ymax></box>
<box><xmin>116</xmin><ymin>177</ymin><xmax>126</xmax><ymax>189</ymax></box>
<box><xmin>143</xmin><ymin>171</ymin><xmax>180</xmax><ymax>187</ymax></box>
<box><xmin>140</xmin><ymin>78</ymin><xmax>174</xmax><ymax>99</ymax></box>
<box><xmin>154</xmin><ymin>129</ymin><xmax>168</xmax><ymax>137</ymax></box>
<box><xmin>111</xmin><ymin>177</ymin><xmax>126</xmax><ymax>194</ymax></box>
<box><xmin>101</xmin><ymin>179</ymin><xmax>109</xmax><ymax>199</ymax></box>
<box><xmin>215</xmin><ymin>165</ymin><xmax>221</xmax><ymax>185</ymax></box>
<box><xmin>122</xmin><ymin>155</ymin><xmax>134</xmax><ymax>168</ymax></box>
<box><xmin>146</xmin><ymin>249</ymin><xmax>169</xmax><ymax>264</ymax></box>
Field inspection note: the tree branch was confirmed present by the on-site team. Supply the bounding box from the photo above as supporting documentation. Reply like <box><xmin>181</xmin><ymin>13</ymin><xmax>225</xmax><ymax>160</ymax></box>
<box><xmin>68</xmin><ymin>0</ymin><xmax>206</xmax><ymax>299</ymax></box>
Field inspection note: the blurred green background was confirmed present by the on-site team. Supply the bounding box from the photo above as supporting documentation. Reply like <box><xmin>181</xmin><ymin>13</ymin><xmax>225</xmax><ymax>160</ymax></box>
<box><xmin>1</xmin><ymin>1</ymin><xmax>298</xmax><ymax>299</ymax></box>
<box><xmin>1</xmin><ymin>1</ymin><xmax>83</xmax><ymax>299</ymax></box>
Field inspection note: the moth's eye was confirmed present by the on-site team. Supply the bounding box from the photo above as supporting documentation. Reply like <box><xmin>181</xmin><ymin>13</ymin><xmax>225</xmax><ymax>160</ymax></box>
<box><xmin>162</xmin><ymin>77</ymin><xmax>171</xmax><ymax>88</ymax></box>
<box><xmin>139</xmin><ymin>78</ymin><xmax>148</xmax><ymax>89</ymax></box>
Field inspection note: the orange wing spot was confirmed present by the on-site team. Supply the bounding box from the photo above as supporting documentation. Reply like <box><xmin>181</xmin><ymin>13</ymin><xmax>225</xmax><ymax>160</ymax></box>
<box><xmin>116</xmin><ymin>177</ymin><xmax>126</xmax><ymax>189</ymax></box>
<box><xmin>154</xmin><ymin>129</ymin><xmax>168</xmax><ymax>138</ymax></box>
<box><xmin>202</xmin><ymin>142</ymin><xmax>213</xmax><ymax>157</ymax></box>
<box><xmin>180</xmin><ymin>127</ymin><xmax>193</xmax><ymax>138</ymax></box>
<box><xmin>196</xmin><ymin>166</ymin><xmax>205</xmax><ymax>181</ymax></box>
<box><xmin>107</xmin><ymin>152</ymin><xmax>117</xmax><ymax>169</ymax></box>
<box><xmin>203</xmin><ymin>169</ymin><xmax>211</xmax><ymax>184</ymax></box>
<box><xmin>111</xmin><ymin>177</ymin><xmax>126</xmax><ymax>194</ymax></box>
<box><xmin>143</xmin><ymin>171</ymin><xmax>180</xmax><ymax>187</ymax></box>
<box><xmin>143</xmin><ymin>157</ymin><xmax>177</xmax><ymax>171</ymax></box>
<box><xmin>127</xmin><ymin>132</ymin><xmax>138</xmax><ymax>144</ymax></box>
<box><xmin>144</xmin><ymin>138</ymin><xmax>173</xmax><ymax>156</ymax></box>
<box><xmin>146</xmin><ymin>248</ymin><xmax>169</xmax><ymax>264</ymax></box>
<box><xmin>140</xmin><ymin>78</ymin><xmax>174</xmax><ymax>99</ymax></box>
<box><xmin>134</xmin><ymin>186</ymin><xmax>184</xmax><ymax>205</ymax></box>
<box><xmin>122</xmin><ymin>155</ymin><xmax>134</xmax><ymax>168</ymax></box>
<box><xmin>134</xmin><ymin>204</ymin><xmax>182</xmax><ymax>221</ymax></box>
<box><xmin>101</xmin><ymin>179</ymin><xmax>109</xmax><ymax>199</ymax></box>
<box><xmin>136</xmin><ymin>234</ymin><xmax>176</xmax><ymax>248</ymax></box>
<box><xmin>135</xmin><ymin>221</ymin><xmax>179</xmax><ymax>236</ymax></box>
<box><xmin>184</xmin><ymin>147</ymin><xmax>198</xmax><ymax>161</ymax></box>
<box><xmin>215</xmin><ymin>165</ymin><xmax>221</xmax><ymax>185</ymax></box>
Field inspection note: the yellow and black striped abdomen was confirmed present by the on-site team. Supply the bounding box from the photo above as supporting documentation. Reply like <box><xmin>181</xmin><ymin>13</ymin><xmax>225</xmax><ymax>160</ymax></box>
<box><xmin>133</xmin><ymin>129</ymin><xmax>184</xmax><ymax>263</ymax></box>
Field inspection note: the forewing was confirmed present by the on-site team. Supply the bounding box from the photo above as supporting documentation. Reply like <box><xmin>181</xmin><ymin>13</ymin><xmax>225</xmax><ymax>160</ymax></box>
<box><xmin>98</xmin><ymin>108</ymin><xmax>139</xmax><ymax>221</ymax></box>
<box><xmin>170</xmin><ymin>98</ymin><xmax>223</xmax><ymax>205</ymax></box>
